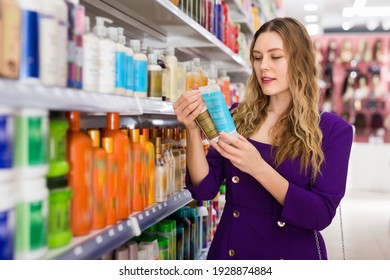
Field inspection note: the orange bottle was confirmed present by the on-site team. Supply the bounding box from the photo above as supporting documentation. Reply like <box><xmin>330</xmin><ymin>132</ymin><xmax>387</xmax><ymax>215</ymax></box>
<box><xmin>66</xmin><ymin>111</ymin><xmax>93</xmax><ymax>236</ymax></box>
<box><xmin>101</xmin><ymin>113</ymin><xmax>130</xmax><ymax>219</ymax></box>
<box><xmin>87</xmin><ymin>129</ymin><xmax>107</xmax><ymax>230</ymax></box>
<box><xmin>141</xmin><ymin>128</ymin><xmax>155</xmax><ymax>207</ymax></box>
<box><xmin>129</xmin><ymin>128</ymin><xmax>145</xmax><ymax>211</ymax></box>
<box><xmin>102</xmin><ymin>137</ymin><xmax>117</xmax><ymax>225</ymax></box>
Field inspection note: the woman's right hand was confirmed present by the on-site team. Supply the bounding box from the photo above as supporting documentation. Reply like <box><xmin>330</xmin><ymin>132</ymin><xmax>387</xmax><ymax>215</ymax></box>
<box><xmin>173</xmin><ymin>86</ymin><xmax>205</xmax><ymax>130</ymax></box>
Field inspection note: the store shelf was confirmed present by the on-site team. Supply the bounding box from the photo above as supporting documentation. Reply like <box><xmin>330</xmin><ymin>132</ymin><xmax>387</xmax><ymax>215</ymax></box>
<box><xmin>0</xmin><ymin>78</ymin><xmax>179</xmax><ymax>115</ymax></box>
<box><xmin>44</xmin><ymin>189</ymin><xmax>193</xmax><ymax>260</ymax></box>
<box><xmin>81</xmin><ymin>0</ymin><xmax>251</xmax><ymax>76</ymax></box>
<box><xmin>225</xmin><ymin>0</ymin><xmax>255</xmax><ymax>36</ymax></box>
<box><xmin>0</xmin><ymin>78</ymin><xmax>140</xmax><ymax>114</ymax></box>
<box><xmin>135</xmin><ymin>189</ymin><xmax>193</xmax><ymax>231</ymax></box>
<box><xmin>138</xmin><ymin>98</ymin><xmax>175</xmax><ymax>115</ymax></box>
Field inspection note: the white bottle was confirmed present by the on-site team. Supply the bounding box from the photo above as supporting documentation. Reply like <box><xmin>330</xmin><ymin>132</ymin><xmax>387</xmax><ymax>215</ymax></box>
<box><xmin>39</xmin><ymin>0</ymin><xmax>59</xmax><ymax>86</ymax></box>
<box><xmin>130</xmin><ymin>39</ymin><xmax>148</xmax><ymax>98</ymax></box>
<box><xmin>82</xmin><ymin>16</ymin><xmax>99</xmax><ymax>92</ymax></box>
<box><xmin>165</xmin><ymin>46</ymin><xmax>178</xmax><ymax>102</ymax></box>
<box><xmin>94</xmin><ymin>16</ymin><xmax>115</xmax><ymax>94</ymax></box>
<box><xmin>125</xmin><ymin>39</ymin><xmax>134</xmax><ymax>96</ymax></box>
<box><xmin>114</xmin><ymin>27</ymin><xmax>126</xmax><ymax>95</ymax></box>
<box><xmin>55</xmin><ymin>0</ymin><xmax>68</xmax><ymax>87</ymax></box>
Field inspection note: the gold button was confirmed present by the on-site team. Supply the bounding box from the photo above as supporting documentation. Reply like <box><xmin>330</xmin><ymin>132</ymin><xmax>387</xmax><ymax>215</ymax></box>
<box><xmin>228</xmin><ymin>249</ymin><xmax>235</xmax><ymax>257</ymax></box>
<box><xmin>232</xmin><ymin>176</ymin><xmax>240</xmax><ymax>183</ymax></box>
<box><xmin>277</xmin><ymin>221</ymin><xmax>286</xmax><ymax>227</ymax></box>
<box><xmin>233</xmin><ymin>210</ymin><xmax>240</xmax><ymax>218</ymax></box>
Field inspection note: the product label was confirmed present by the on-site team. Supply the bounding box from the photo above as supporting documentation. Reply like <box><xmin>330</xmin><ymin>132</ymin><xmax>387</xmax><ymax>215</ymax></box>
<box><xmin>133</xmin><ymin>59</ymin><xmax>148</xmax><ymax>94</ymax></box>
<box><xmin>83</xmin><ymin>37</ymin><xmax>99</xmax><ymax>91</ymax></box>
<box><xmin>29</xmin><ymin>201</ymin><xmax>47</xmax><ymax>250</ymax></box>
<box><xmin>201</xmin><ymin>90</ymin><xmax>236</xmax><ymax>134</ymax></box>
<box><xmin>28</xmin><ymin>117</ymin><xmax>47</xmax><ymax>166</ymax></box>
<box><xmin>0</xmin><ymin>115</ymin><xmax>13</xmax><ymax>169</ymax></box>
<box><xmin>115</xmin><ymin>51</ymin><xmax>126</xmax><ymax>90</ymax></box>
<box><xmin>15</xmin><ymin>199</ymin><xmax>47</xmax><ymax>255</ymax></box>
<box><xmin>195</xmin><ymin>110</ymin><xmax>219</xmax><ymax>140</ymax></box>
<box><xmin>40</xmin><ymin>13</ymin><xmax>58</xmax><ymax>85</ymax></box>
<box><xmin>20</xmin><ymin>10</ymin><xmax>40</xmax><ymax>79</ymax></box>
<box><xmin>0</xmin><ymin>209</ymin><xmax>15</xmax><ymax>260</ymax></box>
<box><xmin>98</xmin><ymin>41</ymin><xmax>115</xmax><ymax>93</ymax></box>
<box><xmin>125</xmin><ymin>55</ymin><xmax>134</xmax><ymax>92</ymax></box>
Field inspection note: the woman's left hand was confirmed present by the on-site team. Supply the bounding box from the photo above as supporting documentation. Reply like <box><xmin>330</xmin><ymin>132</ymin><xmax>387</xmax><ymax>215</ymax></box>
<box><xmin>209</xmin><ymin>132</ymin><xmax>264</xmax><ymax>176</ymax></box>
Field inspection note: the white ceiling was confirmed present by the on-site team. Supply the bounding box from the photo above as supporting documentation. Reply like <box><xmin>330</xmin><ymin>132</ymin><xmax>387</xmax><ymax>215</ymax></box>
<box><xmin>282</xmin><ymin>0</ymin><xmax>390</xmax><ymax>34</ymax></box>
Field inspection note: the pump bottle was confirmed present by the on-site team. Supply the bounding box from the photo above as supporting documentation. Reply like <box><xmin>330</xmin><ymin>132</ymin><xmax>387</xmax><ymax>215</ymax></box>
<box><xmin>82</xmin><ymin>16</ymin><xmax>99</xmax><ymax>92</ymax></box>
<box><xmin>94</xmin><ymin>16</ymin><xmax>115</xmax><ymax>94</ymax></box>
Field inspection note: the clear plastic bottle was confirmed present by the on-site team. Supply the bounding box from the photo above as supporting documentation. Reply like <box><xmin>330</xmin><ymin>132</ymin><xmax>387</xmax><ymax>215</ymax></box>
<box><xmin>165</xmin><ymin>46</ymin><xmax>178</xmax><ymax>102</ymax></box>
<box><xmin>147</xmin><ymin>53</ymin><xmax>162</xmax><ymax>99</ymax></box>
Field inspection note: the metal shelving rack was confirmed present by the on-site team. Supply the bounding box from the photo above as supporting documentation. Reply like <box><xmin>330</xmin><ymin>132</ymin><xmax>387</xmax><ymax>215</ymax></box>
<box><xmin>0</xmin><ymin>0</ymin><xmax>271</xmax><ymax>260</ymax></box>
<box><xmin>43</xmin><ymin>190</ymin><xmax>192</xmax><ymax>260</ymax></box>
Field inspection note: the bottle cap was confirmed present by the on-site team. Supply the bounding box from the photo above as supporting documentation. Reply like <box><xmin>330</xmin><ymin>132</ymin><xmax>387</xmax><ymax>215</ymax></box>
<box><xmin>102</xmin><ymin>137</ymin><xmax>114</xmax><ymax>154</ymax></box>
<box><xmin>66</xmin><ymin>111</ymin><xmax>80</xmax><ymax>131</ymax></box>
<box><xmin>129</xmin><ymin>39</ymin><xmax>141</xmax><ymax>53</ymax></box>
<box><xmin>108</xmin><ymin>27</ymin><xmax>118</xmax><ymax>42</ymax></box>
<box><xmin>94</xmin><ymin>16</ymin><xmax>112</xmax><ymax>38</ymax></box>
<box><xmin>129</xmin><ymin>128</ymin><xmax>140</xmax><ymax>143</ymax></box>
<box><xmin>106</xmin><ymin>113</ymin><xmax>119</xmax><ymax>130</ymax></box>
<box><xmin>87</xmin><ymin>129</ymin><xmax>101</xmax><ymax>148</ymax></box>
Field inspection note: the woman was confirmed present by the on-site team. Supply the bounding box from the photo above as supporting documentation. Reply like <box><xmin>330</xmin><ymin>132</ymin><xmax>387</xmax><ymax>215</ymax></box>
<box><xmin>173</xmin><ymin>17</ymin><xmax>353</xmax><ymax>260</ymax></box>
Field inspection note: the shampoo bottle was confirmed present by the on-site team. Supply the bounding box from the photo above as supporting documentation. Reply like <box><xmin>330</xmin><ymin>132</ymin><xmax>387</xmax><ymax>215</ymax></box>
<box><xmin>87</xmin><ymin>129</ymin><xmax>107</xmax><ymax>230</ymax></box>
<box><xmin>39</xmin><ymin>0</ymin><xmax>58</xmax><ymax>86</ymax></box>
<box><xmin>18</xmin><ymin>0</ymin><xmax>40</xmax><ymax>84</ymax></box>
<box><xmin>66</xmin><ymin>111</ymin><xmax>93</xmax><ymax>236</ymax></box>
<box><xmin>165</xmin><ymin>47</ymin><xmax>178</xmax><ymax>102</ymax></box>
<box><xmin>114</xmin><ymin>27</ymin><xmax>126</xmax><ymax>95</ymax></box>
<box><xmin>82</xmin><ymin>15</ymin><xmax>99</xmax><ymax>92</ymax></box>
<box><xmin>129</xmin><ymin>39</ymin><xmax>147</xmax><ymax>98</ymax></box>
<box><xmin>125</xmin><ymin>38</ymin><xmax>134</xmax><ymax>96</ymax></box>
<box><xmin>95</xmin><ymin>17</ymin><xmax>115</xmax><ymax>94</ymax></box>
<box><xmin>101</xmin><ymin>137</ymin><xmax>117</xmax><ymax>225</ymax></box>
<box><xmin>147</xmin><ymin>53</ymin><xmax>162</xmax><ymax>99</ymax></box>
<box><xmin>55</xmin><ymin>0</ymin><xmax>68</xmax><ymax>87</ymax></box>
<box><xmin>102</xmin><ymin>113</ymin><xmax>130</xmax><ymax>219</ymax></box>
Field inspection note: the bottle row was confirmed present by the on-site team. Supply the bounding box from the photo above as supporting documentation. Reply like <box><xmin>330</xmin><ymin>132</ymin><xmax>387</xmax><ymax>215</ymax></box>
<box><xmin>0</xmin><ymin>108</ymin><xmax>189</xmax><ymax>259</ymax></box>
<box><xmin>100</xmin><ymin>191</ymin><xmax>226</xmax><ymax>261</ymax></box>
<box><xmin>0</xmin><ymin>0</ymin><xmax>242</xmax><ymax>106</ymax></box>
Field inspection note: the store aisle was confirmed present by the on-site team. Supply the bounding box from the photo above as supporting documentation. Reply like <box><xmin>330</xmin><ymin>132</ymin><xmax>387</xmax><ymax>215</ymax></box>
<box><xmin>322</xmin><ymin>190</ymin><xmax>390</xmax><ymax>260</ymax></box>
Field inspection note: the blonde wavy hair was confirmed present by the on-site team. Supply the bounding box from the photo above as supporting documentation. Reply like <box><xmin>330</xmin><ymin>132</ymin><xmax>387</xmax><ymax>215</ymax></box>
<box><xmin>232</xmin><ymin>17</ymin><xmax>324</xmax><ymax>180</ymax></box>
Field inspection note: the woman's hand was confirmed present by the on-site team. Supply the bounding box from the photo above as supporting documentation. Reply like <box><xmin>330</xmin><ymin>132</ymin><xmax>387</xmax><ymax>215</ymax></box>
<box><xmin>173</xmin><ymin>85</ymin><xmax>205</xmax><ymax>130</ymax></box>
<box><xmin>210</xmin><ymin>132</ymin><xmax>265</xmax><ymax>176</ymax></box>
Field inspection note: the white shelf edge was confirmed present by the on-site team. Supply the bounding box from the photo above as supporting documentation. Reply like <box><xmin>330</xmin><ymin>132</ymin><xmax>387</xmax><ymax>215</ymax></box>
<box><xmin>0</xmin><ymin>78</ymin><xmax>176</xmax><ymax>115</ymax></box>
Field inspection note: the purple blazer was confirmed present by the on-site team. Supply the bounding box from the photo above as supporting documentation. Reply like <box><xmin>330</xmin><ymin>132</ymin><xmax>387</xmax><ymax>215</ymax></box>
<box><xmin>185</xmin><ymin>111</ymin><xmax>353</xmax><ymax>260</ymax></box>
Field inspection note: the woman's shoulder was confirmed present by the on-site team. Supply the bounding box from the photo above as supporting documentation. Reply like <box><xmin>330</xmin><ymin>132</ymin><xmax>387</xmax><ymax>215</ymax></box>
<box><xmin>319</xmin><ymin>111</ymin><xmax>353</xmax><ymax>143</ymax></box>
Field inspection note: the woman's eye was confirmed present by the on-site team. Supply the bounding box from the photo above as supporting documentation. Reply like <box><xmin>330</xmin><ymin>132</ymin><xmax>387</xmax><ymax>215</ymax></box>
<box><xmin>272</xmin><ymin>56</ymin><xmax>282</xmax><ymax>60</ymax></box>
<box><xmin>254</xmin><ymin>57</ymin><xmax>262</xmax><ymax>61</ymax></box>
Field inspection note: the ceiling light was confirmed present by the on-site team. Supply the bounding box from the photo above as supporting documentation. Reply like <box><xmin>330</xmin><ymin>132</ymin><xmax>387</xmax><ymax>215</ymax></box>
<box><xmin>382</xmin><ymin>20</ymin><xmax>390</xmax><ymax>31</ymax></box>
<box><xmin>342</xmin><ymin>22</ymin><xmax>352</xmax><ymax>31</ymax></box>
<box><xmin>343</xmin><ymin>6</ymin><xmax>390</xmax><ymax>17</ymax></box>
<box><xmin>304</xmin><ymin>15</ymin><xmax>319</xmax><ymax>23</ymax></box>
<box><xmin>305</xmin><ymin>24</ymin><xmax>319</xmax><ymax>36</ymax></box>
<box><xmin>366</xmin><ymin>20</ymin><xmax>379</xmax><ymax>31</ymax></box>
<box><xmin>303</xmin><ymin>3</ymin><xmax>319</xmax><ymax>12</ymax></box>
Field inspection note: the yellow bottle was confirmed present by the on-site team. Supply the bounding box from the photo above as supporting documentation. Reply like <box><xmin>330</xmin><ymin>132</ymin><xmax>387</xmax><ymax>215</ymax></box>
<box><xmin>140</xmin><ymin>128</ymin><xmax>155</xmax><ymax>206</ymax></box>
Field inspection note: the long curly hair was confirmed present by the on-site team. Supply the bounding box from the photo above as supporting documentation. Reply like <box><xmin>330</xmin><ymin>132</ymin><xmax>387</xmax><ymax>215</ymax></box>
<box><xmin>232</xmin><ymin>17</ymin><xmax>324</xmax><ymax>179</ymax></box>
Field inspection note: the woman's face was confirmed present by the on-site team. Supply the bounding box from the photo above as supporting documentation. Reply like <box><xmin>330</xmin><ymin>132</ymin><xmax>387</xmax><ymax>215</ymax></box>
<box><xmin>253</xmin><ymin>31</ymin><xmax>290</xmax><ymax>98</ymax></box>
